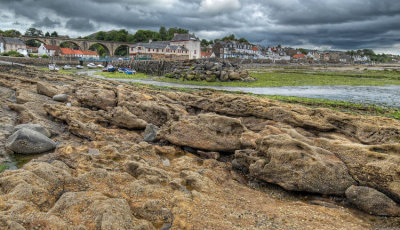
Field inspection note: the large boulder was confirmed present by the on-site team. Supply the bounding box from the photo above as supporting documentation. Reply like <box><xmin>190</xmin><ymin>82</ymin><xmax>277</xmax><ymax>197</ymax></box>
<box><xmin>111</xmin><ymin>106</ymin><xmax>147</xmax><ymax>129</ymax></box>
<box><xmin>345</xmin><ymin>186</ymin><xmax>400</xmax><ymax>216</ymax></box>
<box><xmin>37</xmin><ymin>82</ymin><xmax>58</xmax><ymax>97</ymax></box>
<box><xmin>228</xmin><ymin>72</ymin><xmax>241</xmax><ymax>81</ymax></box>
<box><xmin>76</xmin><ymin>87</ymin><xmax>116</xmax><ymax>110</ymax></box>
<box><xmin>13</xmin><ymin>123</ymin><xmax>51</xmax><ymax>137</ymax></box>
<box><xmin>233</xmin><ymin>134</ymin><xmax>356</xmax><ymax>195</ymax></box>
<box><xmin>6</xmin><ymin>128</ymin><xmax>56</xmax><ymax>154</ymax></box>
<box><xmin>159</xmin><ymin>113</ymin><xmax>247</xmax><ymax>152</ymax></box>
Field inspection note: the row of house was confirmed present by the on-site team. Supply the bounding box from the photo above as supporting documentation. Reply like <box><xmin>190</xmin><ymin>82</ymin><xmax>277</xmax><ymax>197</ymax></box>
<box><xmin>129</xmin><ymin>34</ymin><xmax>201</xmax><ymax>60</ymax></box>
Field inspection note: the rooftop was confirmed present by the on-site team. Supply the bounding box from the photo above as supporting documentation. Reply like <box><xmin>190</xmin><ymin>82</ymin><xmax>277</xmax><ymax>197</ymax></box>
<box><xmin>170</xmin><ymin>34</ymin><xmax>198</xmax><ymax>42</ymax></box>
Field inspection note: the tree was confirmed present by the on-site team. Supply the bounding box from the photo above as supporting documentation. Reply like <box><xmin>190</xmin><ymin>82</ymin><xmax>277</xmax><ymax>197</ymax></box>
<box><xmin>25</xmin><ymin>27</ymin><xmax>43</xmax><ymax>37</ymax></box>
<box><xmin>166</xmin><ymin>27</ymin><xmax>189</xmax><ymax>40</ymax></box>
<box><xmin>25</xmin><ymin>40</ymin><xmax>41</xmax><ymax>47</ymax></box>
<box><xmin>95</xmin><ymin>31</ymin><xmax>107</xmax><ymax>40</ymax></box>
<box><xmin>238</xmin><ymin>38</ymin><xmax>248</xmax><ymax>43</ymax></box>
<box><xmin>201</xmin><ymin>39</ymin><xmax>209</xmax><ymax>47</ymax></box>
<box><xmin>222</xmin><ymin>34</ymin><xmax>235</xmax><ymax>41</ymax></box>
<box><xmin>159</xmin><ymin>26</ymin><xmax>167</xmax><ymax>40</ymax></box>
<box><xmin>1</xmin><ymin>29</ymin><xmax>21</xmax><ymax>37</ymax></box>
<box><xmin>51</xmin><ymin>31</ymin><xmax>58</xmax><ymax>37</ymax></box>
<box><xmin>45</xmin><ymin>32</ymin><xmax>50</xmax><ymax>37</ymax></box>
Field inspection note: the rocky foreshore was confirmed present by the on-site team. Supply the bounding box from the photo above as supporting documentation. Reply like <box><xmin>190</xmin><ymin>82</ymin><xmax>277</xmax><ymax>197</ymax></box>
<box><xmin>1</xmin><ymin>64</ymin><xmax>400</xmax><ymax>229</ymax></box>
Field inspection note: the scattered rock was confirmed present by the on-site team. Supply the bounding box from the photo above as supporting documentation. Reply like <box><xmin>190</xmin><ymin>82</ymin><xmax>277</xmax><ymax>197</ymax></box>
<box><xmin>197</xmin><ymin>150</ymin><xmax>220</xmax><ymax>160</ymax></box>
<box><xmin>345</xmin><ymin>185</ymin><xmax>400</xmax><ymax>216</ymax></box>
<box><xmin>13</xmin><ymin>123</ymin><xmax>51</xmax><ymax>137</ymax></box>
<box><xmin>6</xmin><ymin>128</ymin><xmax>56</xmax><ymax>154</ymax></box>
<box><xmin>52</xmin><ymin>94</ymin><xmax>68</xmax><ymax>102</ymax></box>
<box><xmin>76</xmin><ymin>87</ymin><xmax>117</xmax><ymax>110</ymax></box>
<box><xmin>143</xmin><ymin>124</ymin><xmax>160</xmax><ymax>142</ymax></box>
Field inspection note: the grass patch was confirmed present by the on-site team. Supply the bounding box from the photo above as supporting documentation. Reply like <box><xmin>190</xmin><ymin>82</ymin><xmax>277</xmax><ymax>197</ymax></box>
<box><xmin>95</xmin><ymin>71</ymin><xmax>148</xmax><ymax>80</ymax></box>
<box><xmin>0</xmin><ymin>164</ymin><xmax>8</xmax><ymax>173</ymax></box>
<box><xmin>155</xmin><ymin>69</ymin><xmax>400</xmax><ymax>87</ymax></box>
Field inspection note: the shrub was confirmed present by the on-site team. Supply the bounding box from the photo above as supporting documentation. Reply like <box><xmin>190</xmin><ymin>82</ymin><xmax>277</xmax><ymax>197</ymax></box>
<box><xmin>165</xmin><ymin>73</ymin><xmax>174</xmax><ymax>78</ymax></box>
<box><xmin>41</xmin><ymin>55</ymin><xmax>49</xmax><ymax>58</ymax></box>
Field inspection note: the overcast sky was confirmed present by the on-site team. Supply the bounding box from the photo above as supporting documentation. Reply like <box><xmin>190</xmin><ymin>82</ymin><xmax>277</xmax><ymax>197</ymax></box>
<box><xmin>1</xmin><ymin>0</ymin><xmax>400</xmax><ymax>54</ymax></box>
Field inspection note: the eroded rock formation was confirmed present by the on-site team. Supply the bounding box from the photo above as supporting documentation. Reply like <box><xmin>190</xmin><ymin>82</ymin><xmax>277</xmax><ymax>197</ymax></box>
<box><xmin>1</xmin><ymin>64</ymin><xmax>400</xmax><ymax>229</ymax></box>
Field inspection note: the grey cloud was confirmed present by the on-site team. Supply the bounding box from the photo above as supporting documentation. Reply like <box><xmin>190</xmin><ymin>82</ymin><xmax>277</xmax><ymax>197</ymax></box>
<box><xmin>66</xmin><ymin>18</ymin><xmax>96</xmax><ymax>31</ymax></box>
<box><xmin>32</xmin><ymin>17</ymin><xmax>60</xmax><ymax>28</ymax></box>
<box><xmin>0</xmin><ymin>0</ymin><xmax>400</xmax><ymax>53</ymax></box>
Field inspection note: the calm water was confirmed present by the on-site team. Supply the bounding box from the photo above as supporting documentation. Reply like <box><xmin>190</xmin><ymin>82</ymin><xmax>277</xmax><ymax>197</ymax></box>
<box><xmin>80</xmin><ymin>71</ymin><xmax>400</xmax><ymax>108</ymax></box>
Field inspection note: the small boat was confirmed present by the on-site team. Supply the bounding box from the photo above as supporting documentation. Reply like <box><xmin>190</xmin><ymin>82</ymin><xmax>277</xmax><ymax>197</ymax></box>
<box><xmin>87</xmin><ymin>63</ymin><xmax>97</xmax><ymax>69</ymax></box>
<box><xmin>76</xmin><ymin>65</ymin><xmax>84</xmax><ymax>69</ymax></box>
<box><xmin>118</xmin><ymin>67</ymin><xmax>127</xmax><ymax>73</ymax></box>
<box><xmin>63</xmin><ymin>65</ymin><xmax>72</xmax><ymax>70</ymax></box>
<box><xmin>107</xmin><ymin>65</ymin><xmax>116</xmax><ymax>72</ymax></box>
<box><xmin>125</xmin><ymin>69</ymin><xmax>136</xmax><ymax>75</ymax></box>
<box><xmin>97</xmin><ymin>64</ymin><xmax>104</xmax><ymax>68</ymax></box>
<box><xmin>49</xmin><ymin>64</ymin><xmax>59</xmax><ymax>72</ymax></box>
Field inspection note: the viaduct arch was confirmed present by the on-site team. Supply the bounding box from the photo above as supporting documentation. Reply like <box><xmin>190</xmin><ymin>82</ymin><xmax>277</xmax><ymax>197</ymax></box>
<box><xmin>21</xmin><ymin>36</ymin><xmax>132</xmax><ymax>56</ymax></box>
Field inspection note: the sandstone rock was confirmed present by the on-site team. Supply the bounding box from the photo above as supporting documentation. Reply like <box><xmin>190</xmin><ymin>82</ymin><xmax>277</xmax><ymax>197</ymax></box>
<box><xmin>159</xmin><ymin>113</ymin><xmax>246</xmax><ymax>152</ymax></box>
<box><xmin>197</xmin><ymin>150</ymin><xmax>220</xmax><ymax>160</ymax></box>
<box><xmin>111</xmin><ymin>106</ymin><xmax>147</xmax><ymax>129</ymax></box>
<box><xmin>6</xmin><ymin>128</ymin><xmax>56</xmax><ymax>154</ymax></box>
<box><xmin>13</xmin><ymin>123</ymin><xmax>51</xmax><ymax>137</ymax></box>
<box><xmin>143</xmin><ymin>124</ymin><xmax>160</xmax><ymax>142</ymax></box>
<box><xmin>228</xmin><ymin>72</ymin><xmax>241</xmax><ymax>81</ymax></box>
<box><xmin>234</xmin><ymin>134</ymin><xmax>356</xmax><ymax>195</ymax></box>
<box><xmin>345</xmin><ymin>186</ymin><xmax>400</xmax><ymax>216</ymax></box>
<box><xmin>76</xmin><ymin>87</ymin><xmax>116</xmax><ymax>110</ymax></box>
<box><xmin>37</xmin><ymin>82</ymin><xmax>58</xmax><ymax>97</ymax></box>
<box><xmin>52</xmin><ymin>94</ymin><xmax>68</xmax><ymax>102</ymax></box>
<box><xmin>220</xmin><ymin>71</ymin><xmax>229</xmax><ymax>82</ymax></box>
<box><xmin>49</xmin><ymin>191</ymin><xmax>153</xmax><ymax>229</ymax></box>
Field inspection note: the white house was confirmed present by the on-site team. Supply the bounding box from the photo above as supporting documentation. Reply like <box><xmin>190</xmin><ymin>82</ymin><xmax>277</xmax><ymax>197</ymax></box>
<box><xmin>169</xmin><ymin>33</ymin><xmax>201</xmax><ymax>59</ymax></box>
<box><xmin>38</xmin><ymin>43</ymin><xmax>59</xmax><ymax>56</ymax></box>
<box><xmin>129</xmin><ymin>41</ymin><xmax>189</xmax><ymax>59</ymax></box>
<box><xmin>0</xmin><ymin>37</ymin><xmax>27</xmax><ymax>55</ymax></box>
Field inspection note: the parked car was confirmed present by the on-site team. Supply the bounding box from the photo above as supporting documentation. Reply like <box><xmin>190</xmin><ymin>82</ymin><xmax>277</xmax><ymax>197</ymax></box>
<box><xmin>48</xmin><ymin>64</ymin><xmax>59</xmax><ymax>72</ymax></box>
<box><xmin>87</xmin><ymin>63</ymin><xmax>97</xmax><ymax>69</ymax></box>
<box><xmin>76</xmin><ymin>65</ymin><xmax>84</xmax><ymax>69</ymax></box>
<box><xmin>63</xmin><ymin>65</ymin><xmax>72</xmax><ymax>70</ymax></box>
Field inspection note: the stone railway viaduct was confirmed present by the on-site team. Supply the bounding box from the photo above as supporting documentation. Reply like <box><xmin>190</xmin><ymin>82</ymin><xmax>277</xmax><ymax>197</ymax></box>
<box><xmin>21</xmin><ymin>36</ymin><xmax>133</xmax><ymax>56</ymax></box>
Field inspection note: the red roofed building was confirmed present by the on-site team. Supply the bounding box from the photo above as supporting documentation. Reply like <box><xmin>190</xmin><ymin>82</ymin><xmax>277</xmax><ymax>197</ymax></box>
<box><xmin>60</xmin><ymin>48</ymin><xmax>75</xmax><ymax>57</ymax></box>
<box><xmin>201</xmin><ymin>51</ymin><xmax>214</xmax><ymax>59</ymax></box>
<box><xmin>73</xmin><ymin>50</ymin><xmax>84</xmax><ymax>57</ymax></box>
<box><xmin>292</xmin><ymin>54</ymin><xmax>306</xmax><ymax>59</ymax></box>
<box><xmin>82</xmin><ymin>50</ymin><xmax>99</xmax><ymax>58</ymax></box>
<box><xmin>38</xmin><ymin>43</ymin><xmax>60</xmax><ymax>56</ymax></box>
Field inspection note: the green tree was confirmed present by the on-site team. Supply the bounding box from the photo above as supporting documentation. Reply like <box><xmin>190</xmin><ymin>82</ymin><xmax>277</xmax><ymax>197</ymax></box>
<box><xmin>45</xmin><ymin>32</ymin><xmax>50</xmax><ymax>37</ymax></box>
<box><xmin>51</xmin><ymin>31</ymin><xmax>58</xmax><ymax>37</ymax></box>
<box><xmin>25</xmin><ymin>27</ymin><xmax>43</xmax><ymax>37</ymax></box>
<box><xmin>25</xmin><ymin>39</ymin><xmax>41</xmax><ymax>47</ymax></box>
<box><xmin>238</xmin><ymin>38</ymin><xmax>248</xmax><ymax>43</ymax></box>
<box><xmin>159</xmin><ymin>26</ymin><xmax>167</xmax><ymax>40</ymax></box>
<box><xmin>201</xmin><ymin>39</ymin><xmax>209</xmax><ymax>47</ymax></box>
<box><xmin>1</xmin><ymin>29</ymin><xmax>21</xmax><ymax>37</ymax></box>
<box><xmin>95</xmin><ymin>31</ymin><xmax>107</xmax><ymax>40</ymax></box>
<box><xmin>166</xmin><ymin>27</ymin><xmax>189</xmax><ymax>40</ymax></box>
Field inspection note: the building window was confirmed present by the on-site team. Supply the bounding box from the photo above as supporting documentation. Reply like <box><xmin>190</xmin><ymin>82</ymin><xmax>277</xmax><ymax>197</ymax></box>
<box><xmin>194</xmin><ymin>50</ymin><xmax>196</xmax><ymax>54</ymax></box>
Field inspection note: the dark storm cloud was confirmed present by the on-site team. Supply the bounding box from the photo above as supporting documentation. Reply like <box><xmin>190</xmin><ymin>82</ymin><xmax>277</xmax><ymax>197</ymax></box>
<box><xmin>1</xmin><ymin>0</ymin><xmax>400</xmax><ymax>52</ymax></box>
<box><xmin>32</xmin><ymin>17</ymin><xmax>61</xmax><ymax>28</ymax></box>
<box><xmin>66</xmin><ymin>18</ymin><xmax>96</xmax><ymax>31</ymax></box>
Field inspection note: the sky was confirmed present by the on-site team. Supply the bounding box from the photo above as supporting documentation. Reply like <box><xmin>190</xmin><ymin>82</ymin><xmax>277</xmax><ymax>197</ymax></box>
<box><xmin>1</xmin><ymin>0</ymin><xmax>400</xmax><ymax>54</ymax></box>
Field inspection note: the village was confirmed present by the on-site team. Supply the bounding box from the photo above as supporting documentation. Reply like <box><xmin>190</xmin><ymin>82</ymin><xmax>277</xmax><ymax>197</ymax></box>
<box><xmin>0</xmin><ymin>32</ymin><xmax>397</xmax><ymax>64</ymax></box>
